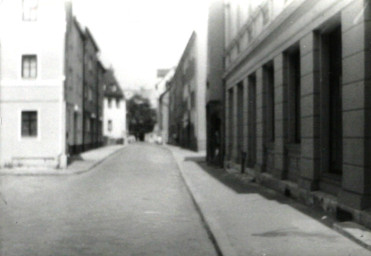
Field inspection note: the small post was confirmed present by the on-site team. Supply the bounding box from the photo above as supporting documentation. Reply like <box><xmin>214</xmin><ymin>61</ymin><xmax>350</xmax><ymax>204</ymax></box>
<box><xmin>241</xmin><ymin>150</ymin><xmax>246</xmax><ymax>174</ymax></box>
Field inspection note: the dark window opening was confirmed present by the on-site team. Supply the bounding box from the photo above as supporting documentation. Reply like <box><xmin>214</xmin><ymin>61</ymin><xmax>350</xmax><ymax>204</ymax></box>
<box><xmin>264</xmin><ymin>62</ymin><xmax>275</xmax><ymax>142</ymax></box>
<box><xmin>237</xmin><ymin>82</ymin><xmax>244</xmax><ymax>162</ymax></box>
<box><xmin>21</xmin><ymin>111</ymin><xmax>37</xmax><ymax>137</ymax></box>
<box><xmin>287</xmin><ymin>47</ymin><xmax>301</xmax><ymax>143</ymax></box>
<box><xmin>228</xmin><ymin>89</ymin><xmax>234</xmax><ymax>160</ymax></box>
<box><xmin>248</xmin><ymin>73</ymin><xmax>257</xmax><ymax>167</ymax></box>
<box><xmin>321</xmin><ymin>24</ymin><xmax>342</xmax><ymax>175</ymax></box>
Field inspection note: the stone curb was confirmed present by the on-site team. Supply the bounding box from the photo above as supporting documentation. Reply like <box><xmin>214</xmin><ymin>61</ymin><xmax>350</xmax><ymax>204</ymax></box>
<box><xmin>334</xmin><ymin>222</ymin><xmax>371</xmax><ymax>251</ymax></box>
<box><xmin>0</xmin><ymin>146</ymin><xmax>126</xmax><ymax>177</ymax></box>
<box><xmin>166</xmin><ymin>146</ymin><xmax>238</xmax><ymax>256</ymax></box>
<box><xmin>167</xmin><ymin>145</ymin><xmax>371</xmax><ymax>255</ymax></box>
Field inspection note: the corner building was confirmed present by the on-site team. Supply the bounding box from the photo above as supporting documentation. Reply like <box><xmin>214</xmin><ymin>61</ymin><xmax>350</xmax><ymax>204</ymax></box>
<box><xmin>223</xmin><ymin>0</ymin><xmax>371</xmax><ymax>226</ymax></box>
<box><xmin>0</xmin><ymin>0</ymin><xmax>80</xmax><ymax>168</ymax></box>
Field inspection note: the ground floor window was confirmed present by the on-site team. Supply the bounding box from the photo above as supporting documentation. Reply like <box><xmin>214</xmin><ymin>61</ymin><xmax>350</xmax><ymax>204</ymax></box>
<box><xmin>21</xmin><ymin>111</ymin><xmax>37</xmax><ymax>137</ymax></box>
<box><xmin>108</xmin><ymin>120</ymin><xmax>112</xmax><ymax>132</ymax></box>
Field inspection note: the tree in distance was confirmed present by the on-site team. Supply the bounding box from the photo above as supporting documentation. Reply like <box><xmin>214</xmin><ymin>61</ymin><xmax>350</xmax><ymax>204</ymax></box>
<box><xmin>127</xmin><ymin>94</ymin><xmax>156</xmax><ymax>141</ymax></box>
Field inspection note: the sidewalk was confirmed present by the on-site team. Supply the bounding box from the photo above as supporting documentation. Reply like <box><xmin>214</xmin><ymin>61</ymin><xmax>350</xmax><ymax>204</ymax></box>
<box><xmin>167</xmin><ymin>145</ymin><xmax>371</xmax><ymax>256</ymax></box>
<box><xmin>0</xmin><ymin>145</ymin><xmax>124</xmax><ymax>176</ymax></box>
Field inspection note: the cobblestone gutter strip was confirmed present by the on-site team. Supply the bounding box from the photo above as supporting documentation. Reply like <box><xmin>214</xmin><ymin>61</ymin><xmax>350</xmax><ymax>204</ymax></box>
<box><xmin>166</xmin><ymin>146</ymin><xmax>237</xmax><ymax>256</ymax></box>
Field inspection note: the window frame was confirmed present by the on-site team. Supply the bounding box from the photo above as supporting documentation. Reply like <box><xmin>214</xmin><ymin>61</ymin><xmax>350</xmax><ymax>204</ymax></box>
<box><xmin>22</xmin><ymin>54</ymin><xmax>38</xmax><ymax>79</ymax></box>
<box><xmin>20</xmin><ymin>110</ymin><xmax>39</xmax><ymax>139</ymax></box>
<box><xmin>22</xmin><ymin>0</ymin><xmax>38</xmax><ymax>22</ymax></box>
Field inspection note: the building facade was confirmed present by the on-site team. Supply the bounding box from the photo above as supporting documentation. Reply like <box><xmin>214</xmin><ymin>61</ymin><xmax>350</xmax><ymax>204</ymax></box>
<box><xmin>158</xmin><ymin>88</ymin><xmax>170</xmax><ymax>144</ymax></box>
<box><xmin>168</xmin><ymin>30</ymin><xmax>207</xmax><ymax>151</ymax></box>
<box><xmin>155</xmin><ymin>68</ymin><xmax>175</xmax><ymax>144</ymax></box>
<box><xmin>65</xmin><ymin>16</ymin><xmax>85</xmax><ymax>155</ymax></box>
<box><xmin>0</xmin><ymin>0</ymin><xmax>104</xmax><ymax>168</ymax></box>
<box><xmin>82</xmin><ymin>28</ymin><xmax>101</xmax><ymax>151</ymax></box>
<box><xmin>222</xmin><ymin>0</ymin><xmax>371</xmax><ymax>227</ymax></box>
<box><xmin>206</xmin><ymin>0</ymin><xmax>225</xmax><ymax>165</ymax></box>
<box><xmin>103</xmin><ymin>69</ymin><xmax>127</xmax><ymax>145</ymax></box>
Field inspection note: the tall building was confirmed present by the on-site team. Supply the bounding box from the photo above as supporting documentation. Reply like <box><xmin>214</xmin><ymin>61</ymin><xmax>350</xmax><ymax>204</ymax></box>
<box><xmin>0</xmin><ymin>0</ymin><xmax>103</xmax><ymax>168</ymax></box>
<box><xmin>222</xmin><ymin>0</ymin><xmax>371</xmax><ymax>228</ymax></box>
<box><xmin>168</xmin><ymin>30</ymin><xmax>207</xmax><ymax>151</ymax></box>
<box><xmin>82</xmin><ymin>28</ymin><xmax>101</xmax><ymax>151</ymax></box>
<box><xmin>206</xmin><ymin>0</ymin><xmax>225</xmax><ymax>165</ymax></box>
<box><xmin>65</xmin><ymin>16</ymin><xmax>85</xmax><ymax>155</ymax></box>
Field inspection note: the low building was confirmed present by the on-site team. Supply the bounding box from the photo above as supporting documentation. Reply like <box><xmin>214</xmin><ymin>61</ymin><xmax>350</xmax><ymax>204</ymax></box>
<box><xmin>103</xmin><ymin>69</ymin><xmax>127</xmax><ymax>145</ymax></box>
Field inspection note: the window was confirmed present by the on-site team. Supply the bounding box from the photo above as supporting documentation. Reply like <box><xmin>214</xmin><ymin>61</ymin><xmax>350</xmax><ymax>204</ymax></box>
<box><xmin>237</xmin><ymin>82</ymin><xmax>244</xmax><ymax>161</ymax></box>
<box><xmin>21</xmin><ymin>111</ymin><xmax>37</xmax><ymax>137</ymax></box>
<box><xmin>108</xmin><ymin>120</ymin><xmax>112</xmax><ymax>132</ymax></box>
<box><xmin>191</xmin><ymin>91</ymin><xmax>195</xmax><ymax>109</ymax></box>
<box><xmin>320</xmin><ymin>23</ymin><xmax>343</xmax><ymax>175</ymax></box>
<box><xmin>88</xmin><ymin>88</ymin><xmax>93</xmax><ymax>102</ymax></box>
<box><xmin>116</xmin><ymin>98</ymin><xmax>120</xmax><ymax>108</ymax></box>
<box><xmin>108</xmin><ymin>98</ymin><xmax>112</xmax><ymax>108</ymax></box>
<box><xmin>85</xmin><ymin>118</ymin><xmax>90</xmax><ymax>132</ymax></box>
<box><xmin>23</xmin><ymin>0</ymin><xmax>38</xmax><ymax>21</ymax></box>
<box><xmin>22</xmin><ymin>55</ymin><xmax>37</xmax><ymax>79</ymax></box>
<box><xmin>287</xmin><ymin>47</ymin><xmax>301</xmax><ymax>143</ymax></box>
<box><xmin>264</xmin><ymin>62</ymin><xmax>275</xmax><ymax>142</ymax></box>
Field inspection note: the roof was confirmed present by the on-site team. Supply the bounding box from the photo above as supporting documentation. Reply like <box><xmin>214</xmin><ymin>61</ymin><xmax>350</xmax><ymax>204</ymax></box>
<box><xmin>104</xmin><ymin>69</ymin><xmax>124</xmax><ymax>99</ymax></box>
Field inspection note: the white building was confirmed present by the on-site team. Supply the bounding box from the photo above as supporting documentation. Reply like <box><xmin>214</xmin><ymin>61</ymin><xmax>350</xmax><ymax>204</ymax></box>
<box><xmin>0</xmin><ymin>0</ymin><xmax>85</xmax><ymax>168</ymax></box>
<box><xmin>103</xmin><ymin>69</ymin><xmax>127</xmax><ymax>144</ymax></box>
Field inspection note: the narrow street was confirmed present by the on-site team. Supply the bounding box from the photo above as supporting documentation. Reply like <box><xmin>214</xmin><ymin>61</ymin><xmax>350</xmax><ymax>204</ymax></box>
<box><xmin>0</xmin><ymin>144</ymin><xmax>218</xmax><ymax>256</ymax></box>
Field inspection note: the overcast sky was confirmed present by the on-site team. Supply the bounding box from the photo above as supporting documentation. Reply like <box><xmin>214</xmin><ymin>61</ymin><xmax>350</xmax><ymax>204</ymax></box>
<box><xmin>73</xmin><ymin>0</ymin><xmax>208</xmax><ymax>91</ymax></box>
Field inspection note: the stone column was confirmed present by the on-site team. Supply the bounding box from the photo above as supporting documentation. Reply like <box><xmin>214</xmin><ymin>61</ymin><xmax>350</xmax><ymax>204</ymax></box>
<box><xmin>232</xmin><ymin>85</ymin><xmax>238</xmax><ymax>162</ymax></box>
<box><xmin>273</xmin><ymin>54</ymin><xmax>286</xmax><ymax>179</ymax></box>
<box><xmin>298</xmin><ymin>32</ymin><xmax>321</xmax><ymax>191</ymax></box>
<box><xmin>339</xmin><ymin>0</ymin><xmax>371</xmax><ymax>209</ymax></box>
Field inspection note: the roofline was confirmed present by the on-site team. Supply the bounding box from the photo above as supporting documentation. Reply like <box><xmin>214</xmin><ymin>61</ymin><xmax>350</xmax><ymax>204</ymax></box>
<box><xmin>85</xmin><ymin>27</ymin><xmax>100</xmax><ymax>52</ymax></box>
<box><xmin>173</xmin><ymin>31</ymin><xmax>196</xmax><ymax>78</ymax></box>
<box><xmin>72</xmin><ymin>17</ymin><xmax>85</xmax><ymax>39</ymax></box>
<box><xmin>97</xmin><ymin>59</ymin><xmax>106</xmax><ymax>71</ymax></box>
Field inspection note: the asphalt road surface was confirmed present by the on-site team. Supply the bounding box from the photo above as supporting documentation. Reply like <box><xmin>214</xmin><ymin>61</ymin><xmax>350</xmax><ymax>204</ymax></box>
<box><xmin>0</xmin><ymin>144</ymin><xmax>218</xmax><ymax>256</ymax></box>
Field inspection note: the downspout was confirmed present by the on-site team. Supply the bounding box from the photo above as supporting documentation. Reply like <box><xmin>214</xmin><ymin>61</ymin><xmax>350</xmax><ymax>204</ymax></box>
<box><xmin>59</xmin><ymin>2</ymin><xmax>71</xmax><ymax>168</ymax></box>
<box><xmin>82</xmin><ymin>36</ymin><xmax>86</xmax><ymax>151</ymax></box>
